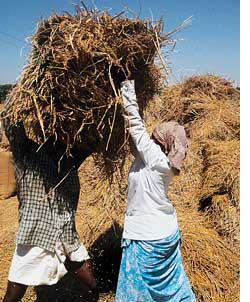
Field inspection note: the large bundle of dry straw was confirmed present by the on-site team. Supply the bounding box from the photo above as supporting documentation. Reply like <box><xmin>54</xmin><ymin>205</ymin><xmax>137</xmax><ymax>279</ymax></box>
<box><xmin>4</xmin><ymin>7</ymin><xmax>183</xmax><ymax>172</ymax></box>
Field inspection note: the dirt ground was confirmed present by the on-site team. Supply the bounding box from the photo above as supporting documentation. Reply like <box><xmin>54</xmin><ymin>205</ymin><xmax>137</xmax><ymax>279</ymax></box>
<box><xmin>0</xmin><ymin>197</ymin><xmax>20</xmax><ymax>299</ymax></box>
<box><xmin>0</xmin><ymin>196</ymin><xmax>116</xmax><ymax>302</ymax></box>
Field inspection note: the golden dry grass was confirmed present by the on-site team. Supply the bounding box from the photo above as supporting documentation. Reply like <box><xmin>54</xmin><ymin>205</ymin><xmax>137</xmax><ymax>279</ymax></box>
<box><xmin>201</xmin><ymin>139</ymin><xmax>240</xmax><ymax>205</ymax></box>
<box><xmin>168</xmin><ymin>140</ymin><xmax>204</xmax><ymax>210</ymax></box>
<box><xmin>0</xmin><ymin>152</ymin><xmax>16</xmax><ymax>199</ymax></box>
<box><xmin>158</xmin><ymin>75</ymin><xmax>240</xmax><ymax>135</ymax></box>
<box><xmin>189</xmin><ymin>98</ymin><xmax>240</xmax><ymax>141</ymax></box>
<box><xmin>177</xmin><ymin>207</ymin><xmax>239</xmax><ymax>302</ymax></box>
<box><xmin>0</xmin><ymin>74</ymin><xmax>240</xmax><ymax>301</ymax></box>
<box><xmin>77</xmin><ymin>155</ymin><xmax>127</xmax><ymax>247</ymax></box>
<box><xmin>74</xmin><ymin>75</ymin><xmax>240</xmax><ymax>301</ymax></box>
<box><xmin>0</xmin><ymin>104</ymin><xmax>10</xmax><ymax>150</ymax></box>
<box><xmin>4</xmin><ymin>8</ymin><xmax>175</xmax><ymax>174</ymax></box>
<box><xmin>75</xmin><ymin>152</ymin><xmax>240</xmax><ymax>302</ymax></box>
<box><xmin>203</xmin><ymin>194</ymin><xmax>240</xmax><ymax>244</ymax></box>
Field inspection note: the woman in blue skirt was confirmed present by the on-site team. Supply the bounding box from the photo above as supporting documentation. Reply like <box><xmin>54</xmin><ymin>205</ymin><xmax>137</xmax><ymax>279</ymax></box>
<box><xmin>115</xmin><ymin>80</ymin><xmax>195</xmax><ymax>302</ymax></box>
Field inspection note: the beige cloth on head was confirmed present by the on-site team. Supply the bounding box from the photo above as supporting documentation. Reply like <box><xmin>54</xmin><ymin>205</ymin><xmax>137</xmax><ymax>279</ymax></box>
<box><xmin>153</xmin><ymin>121</ymin><xmax>188</xmax><ymax>170</ymax></box>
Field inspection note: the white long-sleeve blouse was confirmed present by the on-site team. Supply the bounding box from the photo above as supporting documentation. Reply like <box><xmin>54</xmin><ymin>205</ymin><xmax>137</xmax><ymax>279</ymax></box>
<box><xmin>121</xmin><ymin>80</ymin><xmax>179</xmax><ymax>240</ymax></box>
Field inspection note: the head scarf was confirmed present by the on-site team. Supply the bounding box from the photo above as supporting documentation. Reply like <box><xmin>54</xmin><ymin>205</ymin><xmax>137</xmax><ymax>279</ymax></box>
<box><xmin>152</xmin><ymin>121</ymin><xmax>188</xmax><ymax>170</ymax></box>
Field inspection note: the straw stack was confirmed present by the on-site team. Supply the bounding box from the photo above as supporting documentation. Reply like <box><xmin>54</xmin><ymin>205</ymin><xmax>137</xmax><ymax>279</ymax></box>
<box><xmin>0</xmin><ymin>104</ymin><xmax>8</xmax><ymax>150</ymax></box>
<box><xmin>0</xmin><ymin>3</ymin><xmax>240</xmax><ymax>300</ymax></box>
<box><xmin>159</xmin><ymin>75</ymin><xmax>240</xmax><ymax>136</ymax></box>
<box><xmin>158</xmin><ymin>75</ymin><xmax>240</xmax><ymax>234</ymax></box>
<box><xmin>177</xmin><ymin>206</ymin><xmax>239</xmax><ymax>302</ymax></box>
<box><xmin>77</xmin><ymin>145</ymin><xmax>240</xmax><ymax>301</ymax></box>
<box><xmin>203</xmin><ymin>194</ymin><xmax>240</xmax><ymax>243</ymax></box>
<box><xmin>0</xmin><ymin>151</ymin><xmax>16</xmax><ymax>199</ymax></box>
<box><xmin>76</xmin><ymin>74</ymin><xmax>240</xmax><ymax>301</ymax></box>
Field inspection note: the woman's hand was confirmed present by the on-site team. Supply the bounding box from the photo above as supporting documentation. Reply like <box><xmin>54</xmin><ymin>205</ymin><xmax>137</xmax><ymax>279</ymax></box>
<box><xmin>121</xmin><ymin>80</ymin><xmax>135</xmax><ymax>98</ymax></box>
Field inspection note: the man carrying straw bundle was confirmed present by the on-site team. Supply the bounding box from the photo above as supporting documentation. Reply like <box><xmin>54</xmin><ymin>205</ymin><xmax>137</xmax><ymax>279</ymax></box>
<box><xmin>0</xmin><ymin>10</ymin><xmax>159</xmax><ymax>300</ymax></box>
<box><xmin>0</xmin><ymin>5</ymin><xmax>193</xmax><ymax>301</ymax></box>
<box><xmin>1</xmin><ymin>101</ymin><xmax>99</xmax><ymax>302</ymax></box>
<box><xmin>115</xmin><ymin>80</ymin><xmax>195</xmax><ymax>301</ymax></box>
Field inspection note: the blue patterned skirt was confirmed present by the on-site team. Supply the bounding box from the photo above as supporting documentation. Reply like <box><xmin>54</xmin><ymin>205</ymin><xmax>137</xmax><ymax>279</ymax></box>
<box><xmin>115</xmin><ymin>230</ymin><xmax>195</xmax><ymax>302</ymax></box>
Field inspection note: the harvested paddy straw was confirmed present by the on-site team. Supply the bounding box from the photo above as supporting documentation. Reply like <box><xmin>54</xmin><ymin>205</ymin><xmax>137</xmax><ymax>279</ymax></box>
<box><xmin>156</xmin><ymin>75</ymin><xmax>240</xmax><ymax>205</ymax></box>
<box><xmin>201</xmin><ymin>139</ymin><xmax>240</xmax><ymax>205</ymax></box>
<box><xmin>158</xmin><ymin>75</ymin><xmax>240</xmax><ymax>135</ymax></box>
<box><xmin>75</xmin><ymin>74</ymin><xmax>240</xmax><ymax>301</ymax></box>
<box><xmin>77</xmin><ymin>152</ymin><xmax>240</xmax><ymax>301</ymax></box>
<box><xmin>5</xmin><ymin>7</ymin><xmax>189</xmax><ymax>173</ymax></box>
<box><xmin>177</xmin><ymin>206</ymin><xmax>239</xmax><ymax>302</ymax></box>
<box><xmin>168</xmin><ymin>140</ymin><xmax>204</xmax><ymax>210</ymax></box>
<box><xmin>203</xmin><ymin>194</ymin><xmax>240</xmax><ymax>244</ymax></box>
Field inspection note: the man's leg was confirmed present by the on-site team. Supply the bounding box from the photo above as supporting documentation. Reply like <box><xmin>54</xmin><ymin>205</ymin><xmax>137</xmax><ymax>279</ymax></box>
<box><xmin>3</xmin><ymin>281</ymin><xmax>28</xmax><ymax>302</ymax></box>
<box><xmin>65</xmin><ymin>258</ymin><xmax>99</xmax><ymax>301</ymax></box>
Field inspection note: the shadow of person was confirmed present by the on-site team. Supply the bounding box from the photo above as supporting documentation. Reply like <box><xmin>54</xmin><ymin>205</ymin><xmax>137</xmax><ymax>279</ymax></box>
<box><xmin>35</xmin><ymin>273</ymin><xmax>85</xmax><ymax>302</ymax></box>
<box><xmin>89</xmin><ymin>220</ymin><xmax>123</xmax><ymax>293</ymax></box>
<box><xmin>34</xmin><ymin>221</ymin><xmax>123</xmax><ymax>302</ymax></box>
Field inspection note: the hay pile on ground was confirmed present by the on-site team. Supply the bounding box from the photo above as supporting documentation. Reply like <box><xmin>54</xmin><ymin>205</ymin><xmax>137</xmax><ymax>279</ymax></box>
<box><xmin>0</xmin><ymin>75</ymin><xmax>240</xmax><ymax>301</ymax></box>
<box><xmin>0</xmin><ymin>104</ymin><xmax>9</xmax><ymax>150</ymax></box>
<box><xmin>201</xmin><ymin>139</ymin><xmax>240</xmax><ymax>202</ymax></box>
<box><xmin>76</xmin><ymin>74</ymin><xmax>240</xmax><ymax>301</ymax></box>
<box><xmin>3</xmin><ymin>7</ymin><xmax>179</xmax><ymax>173</ymax></box>
<box><xmin>203</xmin><ymin>194</ymin><xmax>240</xmax><ymax>243</ymax></box>
<box><xmin>77</xmin><ymin>155</ymin><xmax>239</xmax><ymax>302</ymax></box>
<box><xmin>157</xmin><ymin>75</ymin><xmax>240</xmax><ymax>244</ymax></box>
<box><xmin>177</xmin><ymin>207</ymin><xmax>239</xmax><ymax>302</ymax></box>
<box><xmin>159</xmin><ymin>75</ymin><xmax>239</xmax><ymax>138</ymax></box>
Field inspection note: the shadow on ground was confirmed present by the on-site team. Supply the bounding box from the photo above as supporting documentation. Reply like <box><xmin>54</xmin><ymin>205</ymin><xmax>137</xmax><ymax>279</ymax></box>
<box><xmin>34</xmin><ymin>221</ymin><xmax>123</xmax><ymax>302</ymax></box>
